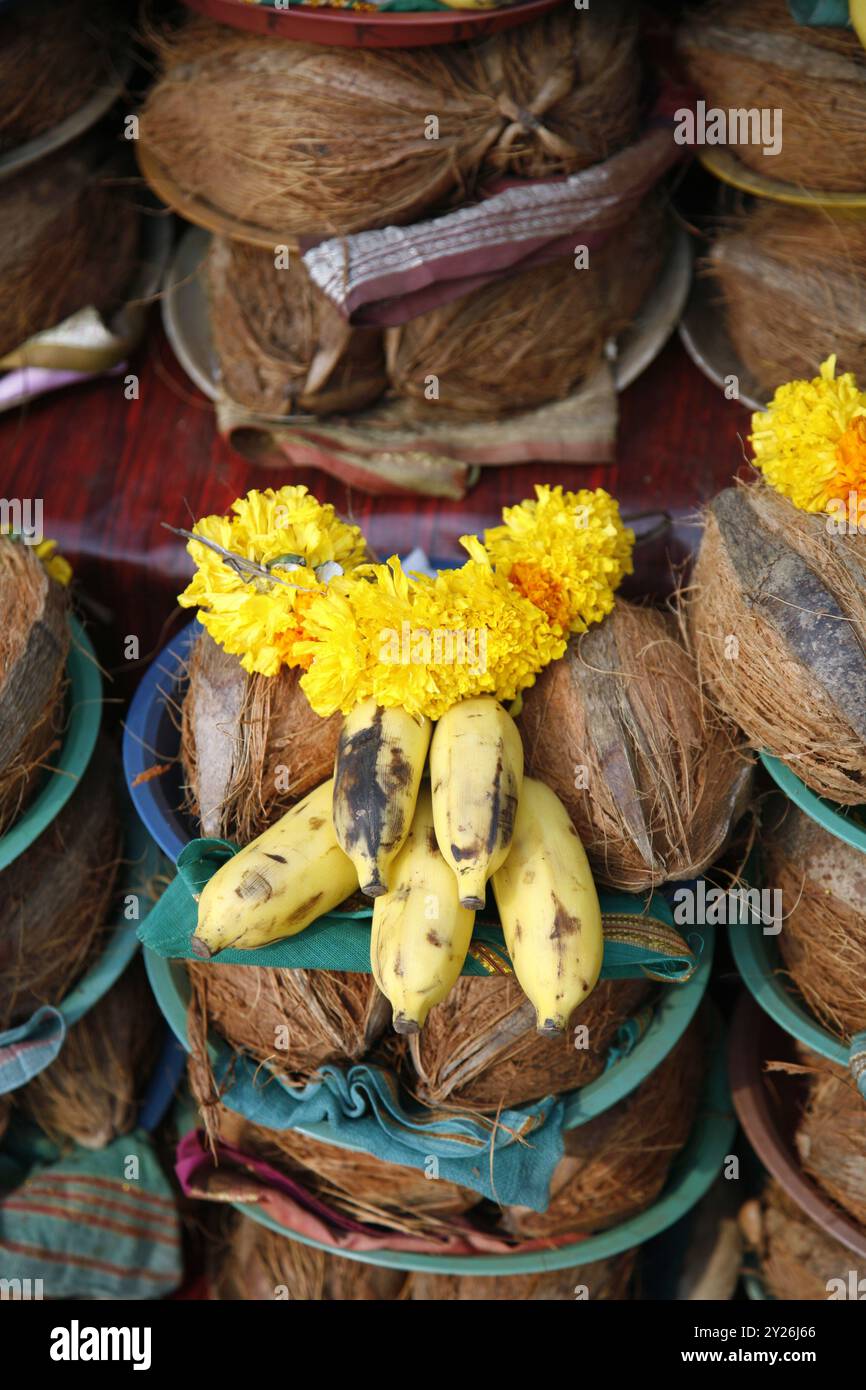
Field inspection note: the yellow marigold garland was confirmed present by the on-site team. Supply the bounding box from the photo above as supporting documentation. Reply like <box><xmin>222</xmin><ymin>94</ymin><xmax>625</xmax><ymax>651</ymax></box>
<box><xmin>480</xmin><ymin>485</ymin><xmax>635</xmax><ymax>635</ymax></box>
<box><xmin>176</xmin><ymin>486</ymin><xmax>367</xmax><ymax>676</ymax></box>
<box><xmin>176</xmin><ymin>483</ymin><xmax>634</xmax><ymax>715</ymax></box>
<box><xmin>750</xmin><ymin>355</ymin><xmax>866</xmax><ymax>516</ymax></box>
<box><xmin>297</xmin><ymin>549</ymin><xmax>567</xmax><ymax>720</ymax></box>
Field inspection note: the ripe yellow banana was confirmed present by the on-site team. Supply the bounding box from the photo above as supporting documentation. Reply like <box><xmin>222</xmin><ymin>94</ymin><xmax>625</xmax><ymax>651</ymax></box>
<box><xmin>492</xmin><ymin>776</ymin><xmax>603</xmax><ymax>1037</ymax></box>
<box><xmin>430</xmin><ymin>696</ymin><xmax>523</xmax><ymax>909</ymax></box>
<box><xmin>191</xmin><ymin>778</ymin><xmax>357</xmax><ymax>958</ymax></box>
<box><xmin>371</xmin><ymin>784</ymin><xmax>475</xmax><ymax>1033</ymax></box>
<box><xmin>332</xmin><ymin>699</ymin><xmax>431</xmax><ymax>897</ymax></box>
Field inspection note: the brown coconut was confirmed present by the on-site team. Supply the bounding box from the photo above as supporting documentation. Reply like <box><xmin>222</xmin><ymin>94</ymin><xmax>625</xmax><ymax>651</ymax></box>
<box><xmin>0</xmin><ymin>738</ymin><xmax>120</xmax><ymax>1030</ymax></box>
<box><xmin>211</xmin><ymin>1212</ymin><xmax>408</xmax><ymax>1300</ymax></box>
<box><xmin>792</xmin><ymin>1051</ymin><xmax>866</xmax><ymax>1231</ymax></box>
<box><xmin>741</xmin><ymin>1180</ymin><xmax>866</xmax><ymax>1301</ymax></box>
<box><xmin>186</xmin><ymin>961</ymin><xmax>390</xmax><ymax>1096</ymax></box>
<box><xmin>18</xmin><ymin>956</ymin><xmax>163</xmax><ymax>1150</ymax></box>
<box><xmin>408</xmin><ymin>975</ymin><xmax>653</xmax><ymax>1113</ymax></box>
<box><xmin>762</xmin><ymin>800</ymin><xmax>866</xmax><ymax>1041</ymax></box>
<box><xmin>207</xmin><ymin>238</ymin><xmax>387</xmax><ymax>419</ymax></box>
<box><xmin>678</xmin><ymin>0</ymin><xmax>866</xmax><ymax>194</ymax></box>
<box><xmin>0</xmin><ymin>0</ymin><xmax>122</xmax><ymax>153</ymax></box>
<box><xmin>181</xmin><ymin>629</ymin><xmax>341</xmax><ymax>843</ymax></box>
<box><xmin>520</xmin><ymin>598</ymin><xmax>753</xmax><ymax>891</ymax></box>
<box><xmin>140</xmin><ymin>4</ymin><xmax>639</xmax><ymax>241</ymax></box>
<box><xmin>710</xmin><ymin>204</ymin><xmax>866</xmax><ymax>395</ymax></box>
<box><xmin>204</xmin><ymin>1103</ymin><xmax>480</xmax><ymax>1240</ymax></box>
<box><xmin>387</xmin><ymin>207</ymin><xmax>667</xmax><ymax>421</ymax></box>
<box><xmin>503</xmin><ymin>1022</ymin><xmax>703</xmax><ymax>1241</ymax></box>
<box><xmin>689</xmin><ymin>483</ymin><xmax>866</xmax><ymax>804</ymax></box>
<box><xmin>0</xmin><ymin>538</ymin><xmax>70</xmax><ymax>836</ymax></box>
<box><xmin>0</xmin><ymin>144</ymin><xmax>139</xmax><ymax>360</ymax></box>
<box><xmin>408</xmin><ymin>1252</ymin><xmax>635</xmax><ymax>1301</ymax></box>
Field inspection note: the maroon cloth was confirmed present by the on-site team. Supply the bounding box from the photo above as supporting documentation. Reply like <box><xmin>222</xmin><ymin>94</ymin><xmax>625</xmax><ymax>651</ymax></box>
<box><xmin>176</xmin><ymin>1128</ymin><xmax>587</xmax><ymax>1258</ymax></box>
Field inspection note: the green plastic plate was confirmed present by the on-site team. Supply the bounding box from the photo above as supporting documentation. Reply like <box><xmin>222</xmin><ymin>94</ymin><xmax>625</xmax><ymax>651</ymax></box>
<box><xmin>145</xmin><ymin>923</ymin><xmax>714</xmax><ymax>1142</ymax></box>
<box><xmin>0</xmin><ymin>616</ymin><xmax>102</xmax><ymax>872</ymax></box>
<box><xmin>728</xmin><ymin>919</ymin><xmax>847</xmax><ymax>1069</ymax></box>
<box><xmin>230</xmin><ymin>1003</ymin><xmax>733</xmax><ymax>1275</ymax></box>
<box><xmin>759</xmin><ymin>752</ymin><xmax>866</xmax><ymax>857</ymax></box>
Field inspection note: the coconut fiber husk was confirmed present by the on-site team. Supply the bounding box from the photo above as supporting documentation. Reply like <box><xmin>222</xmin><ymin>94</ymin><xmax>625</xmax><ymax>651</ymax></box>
<box><xmin>761</xmin><ymin>801</ymin><xmax>866</xmax><ymax>1041</ymax></box>
<box><xmin>386</xmin><ymin>205</ymin><xmax>666</xmax><ymax>420</ymax></box>
<box><xmin>740</xmin><ymin>1180</ymin><xmax>864</xmax><ymax>1300</ymax></box>
<box><xmin>407</xmin><ymin>1251</ymin><xmax>636</xmax><ymax>1301</ymax></box>
<box><xmin>201</xmin><ymin>1102</ymin><xmax>480</xmax><ymax>1240</ymax></box>
<box><xmin>0</xmin><ymin>0</ymin><xmax>123</xmax><ymax>153</ymax></box>
<box><xmin>689</xmin><ymin>481</ymin><xmax>866</xmax><ymax>804</ymax></box>
<box><xmin>678</xmin><ymin>0</ymin><xmax>866</xmax><ymax>194</ymax></box>
<box><xmin>0</xmin><ymin>538</ymin><xmax>69</xmax><ymax>836</ymax></box>
<box><xmin>520</xmin><ymin>598</ymin><xmax>753</xmax><ymax>892</ymax></box>
<box><xmin>710</xmin><ymin>204</ymin><xmax>866</xmax><ymax>396</ymax></box>
<box><xmin>186</xmin><ymin>960</ymin><xmax>390</xmax><ymax>1091</ymax></box>
<box><xmin>408</xmin><ymin>976</ymin><xmax>653</xmax><ymax>1114</ymax></box>
<box><xmin>139</xmin><ymin>3</ymin><xmax>639</xmax><ymax>241</ymax></box>
<box><xmin>503</xmin><ymin>1022</ymin><xmax>703</xmax><ymax>1242</ymax></box>
<box><xmin>181</xmin><ymin>629</ymin><xmax>342</xmax><ymax>843</ymax></box>
<box><xmin>17</xmin><ymin>956</ymin><xmax>163</xmax><ymax>1150</ymax></box>
<box><xmin>0</xmin><ymin>143</ymin><xmax>140</xmax><ymax>360</ymax></box>
<box><xmin>207</xmin><ymin>238</ymin><xmax>387</xmax><ymax>418</ymax></box>
<box><xmin>788</xmin><ymin>1049</ymin><xmax>866</xmax><ymax>1231</ymax></box>
<box><xmin>0</xmin><ymin>738</ymin><xmax>120</xmax><ymax>1031</ymax></box>
<box><xmin>210</xmin><ymin>1212</ymin><xmax>408</xmax><ymax>1300</ymax></box>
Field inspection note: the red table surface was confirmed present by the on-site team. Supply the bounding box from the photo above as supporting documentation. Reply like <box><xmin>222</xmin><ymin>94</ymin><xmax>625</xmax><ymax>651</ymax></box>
<box><xmin>0</xmin><ymin>320</ymin><xmax>751</xmax><ymax>700</ymax></box>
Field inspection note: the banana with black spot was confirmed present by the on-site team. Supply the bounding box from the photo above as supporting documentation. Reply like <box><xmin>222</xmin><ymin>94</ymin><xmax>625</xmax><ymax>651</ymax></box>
<box><xmin>191</xmin><ymin>777</ymin><xmax>357</xmax><ymax>957</ymax></box>
<box><xmin>332</xmin><ymin>699</ymin><xmax>431</xmax><ymax>897</ymax></box>
<box><xmin>371</xmin><ymin>783</ymin><xmax>475</xmax><ymax>1033</ymax></box>
<box><xmin>492</xmin><ymin>775</ymin><xmax>603</xmax><ymax>1035</ymax></box>
<box><xmin>430</xmin><ymin>696</ymin><xmax>523</xmax><ymax>909</ymax></box>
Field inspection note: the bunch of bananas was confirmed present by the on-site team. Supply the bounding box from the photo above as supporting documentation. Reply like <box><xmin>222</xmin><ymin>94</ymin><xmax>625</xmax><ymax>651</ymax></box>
<box><xmin>192</xmin><ymin>695</ymin><xmax>603</xmax><ymax>1038</ymax></box>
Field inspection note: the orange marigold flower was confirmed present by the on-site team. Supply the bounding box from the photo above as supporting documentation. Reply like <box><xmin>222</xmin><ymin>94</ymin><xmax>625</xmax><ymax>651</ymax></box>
<box><xmin>507</xmin><ymin>561</ymin><xmax>572</xmax><ymax>631</ymax></box>
<box><xmin>833</xmin><ymin>416</ymin><xmax>866</xmax><ymax>499</ymax></box>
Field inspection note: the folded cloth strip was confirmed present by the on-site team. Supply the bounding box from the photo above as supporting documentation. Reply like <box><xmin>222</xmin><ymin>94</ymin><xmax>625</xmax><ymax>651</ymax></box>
<box><xmin>302</xmin><ymin>123</ymin><xmax>682</xmax><ymax>326</ymax></box>
<box><xmin>177</xmin><ymin>1129</ymin><xmax>593</xmax><ymax>1256</ymax></box>
<box><xmin>205</xmin><ymin>1051</ymin><xmax>564</xmax><ymax>1210</ymax></box>
<box><xmin>137</xmin><ymin>835</ymin><xmax>697</xmax><ymax>979</ymax></box>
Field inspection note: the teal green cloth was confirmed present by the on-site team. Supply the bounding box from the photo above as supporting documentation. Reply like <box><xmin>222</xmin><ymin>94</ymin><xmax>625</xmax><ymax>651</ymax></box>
<box><xmin>0</xmin><ymin>1129</ymin><xmax>182</xmax><ymax>1299</ymax></box>
<box><xmin>214</xmin><ymin>1053</ymin><xmax>562</xmax><ymax>1210</ymax></box>
<box><xmin>788</xmin><ymin>0</ymin><xmax>851</xmax><ymax>24</ymax></box>
<box><xmin>138</xmin><ymin>837</ymin><xmax>697</xmax><ymax>980</ymax></box>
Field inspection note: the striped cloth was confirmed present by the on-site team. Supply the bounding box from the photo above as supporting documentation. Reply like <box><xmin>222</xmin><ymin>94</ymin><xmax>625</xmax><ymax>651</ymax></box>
<box><xmin>0</xmin><ymin>1132</ymin><xmax>182</xmax><ymax>1300</ymax></box>
<box><xmin>303</xmin><ymin>121</ymin><xmax>682</xmax><ymax>327</ymax></box>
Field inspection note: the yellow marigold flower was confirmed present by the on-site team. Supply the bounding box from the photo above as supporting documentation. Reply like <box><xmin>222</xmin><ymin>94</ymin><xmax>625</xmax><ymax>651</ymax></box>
<box><xmin>1</xmin><ymin>532</ymin><xmax>72</xmax><ymax>586</ymax></box>
<box><xmin>298</xmin><ymin>554</ymin><xmax>565</xmax><ymax>721</ymax></box>
<box><xmin>750</xmin><ymin>355</ymin><xmax>866</xmax><ymax>514</ymax></box>
<box><xmin>176</xmin><ymin>486</ymin><xmax>366</xmax><ymax>676</ymax></box>
<box><xmin>35</xmin><ymin>539</ymin><xmax>72</xmax><ymax>587</ymax></box>
<box><xmin>479</xmin><ymin>485</ymin><xmax>634</xmax><ymax>635</ymax></box>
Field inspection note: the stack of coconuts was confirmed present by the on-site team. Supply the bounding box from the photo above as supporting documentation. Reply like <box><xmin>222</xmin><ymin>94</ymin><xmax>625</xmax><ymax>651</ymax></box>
<box><xmin>170</xmin><ymin>480</ymin><xmax>751</xmax><ymax>1286</ymax></box>
<box><xmin>137</xmin><ymin>0</ymin><xmax>674</xmax><ymax>493</ymax></box>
